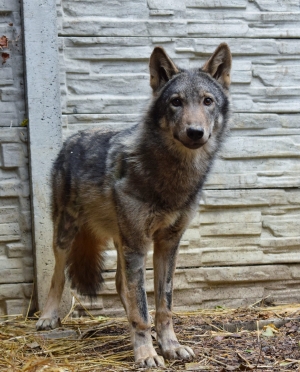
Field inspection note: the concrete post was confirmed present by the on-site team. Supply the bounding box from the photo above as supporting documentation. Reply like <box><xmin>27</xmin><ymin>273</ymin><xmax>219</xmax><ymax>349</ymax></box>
<box><xmin>22</xmin><ymin>0</ymin><xmax>70</xmax><ymax>315</ymax></box>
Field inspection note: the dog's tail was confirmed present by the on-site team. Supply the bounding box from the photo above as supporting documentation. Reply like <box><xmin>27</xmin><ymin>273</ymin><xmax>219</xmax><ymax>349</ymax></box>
<box><xmin>66</xmin><ymin>225</ymin><xmax>105</xmax><ymax>298</ymax></box>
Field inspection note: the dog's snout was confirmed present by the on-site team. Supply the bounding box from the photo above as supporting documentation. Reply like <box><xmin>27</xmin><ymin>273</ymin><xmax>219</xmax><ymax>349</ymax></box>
<box><xmin>186</xmin><ymin>127</ymin><xmax>204</xmax><ymax>141</ymax></box>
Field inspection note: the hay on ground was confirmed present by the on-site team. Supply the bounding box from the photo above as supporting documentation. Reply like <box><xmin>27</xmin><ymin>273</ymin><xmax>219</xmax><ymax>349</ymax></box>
<box><xmin>1</xmin><ymin>301</ymin><xmax>300</xmax><ymax>371</ymax></box>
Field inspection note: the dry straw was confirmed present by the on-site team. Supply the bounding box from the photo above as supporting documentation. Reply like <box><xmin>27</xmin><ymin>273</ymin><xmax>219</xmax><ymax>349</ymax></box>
<box><xmin>1</xmin><ymin>298</ymin><xmax>299</xmax><ymax>371</ymax></box>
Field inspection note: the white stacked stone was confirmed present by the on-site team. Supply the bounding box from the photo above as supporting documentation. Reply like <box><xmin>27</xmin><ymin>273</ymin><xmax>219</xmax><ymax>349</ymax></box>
<box><xmin>54</xmin><ymin>0</ymin><xmax>300</xmax><ymax>314</ymax></box>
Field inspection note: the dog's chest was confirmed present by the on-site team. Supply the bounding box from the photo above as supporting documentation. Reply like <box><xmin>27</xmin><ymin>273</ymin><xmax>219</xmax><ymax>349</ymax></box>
<box><xmin>146</xmin><ymin>210</ymin><xmax>182</xmax><ymax>237</ymax></box>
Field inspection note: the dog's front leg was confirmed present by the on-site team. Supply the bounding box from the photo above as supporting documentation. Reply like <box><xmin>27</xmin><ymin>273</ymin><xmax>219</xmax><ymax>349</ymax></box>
<box><xmin>115</xmin><ymin>243</ymin><xmax>165</xmax><ymax>368</ymax></box>
<box><xmin>153</xmin><ymin>231</ymin><xmax>195</xmax><ymax>361</ymax></box>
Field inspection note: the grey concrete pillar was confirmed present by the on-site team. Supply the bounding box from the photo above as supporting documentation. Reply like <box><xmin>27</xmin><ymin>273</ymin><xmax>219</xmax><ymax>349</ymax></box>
<box><xmin>22</xmin><ymin>0</ymin><xmax>70</xmax><ymax>316</ymax></box>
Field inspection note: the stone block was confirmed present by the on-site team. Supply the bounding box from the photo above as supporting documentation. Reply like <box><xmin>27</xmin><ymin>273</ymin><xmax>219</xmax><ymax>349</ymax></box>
<box><xmin>0</xmin><ymin>283</ymin><xmax>23</xmax><ymax>301</ymax></box>
<box><xmin>18</xmin><ymin>166</ymin><xmax>30</xmax><ymax>181</ymax></box>
<box><xmin>201</xmin><ymin>248</ymin><xmax>264</xmax><ymax>266</ymax></box>
<box><xmin>260</xmin><ymin>237</ymin><xmax>300</xmax><ymax>250</ymax></box>
<box><xmin>1</xmin><ymin>143</ymin><xmax>24</xmax><ymax>168</ymax></box>
<box><xmin>188</xmin><ymin>21</ymin><xmax>248</xmax><ymax>37</ymax></box>
<box><xmin>67</xmin><ymin>74</ymin><xmax>149</xmax><ymax>96</ymax></box>
<box><xmin>193</xmin><ymin>38</ymin><xmax>279</xmax><ymax>56</ymax></box>
<box><xmin>0</xmin><ymin>87</ymin><xmax>24</xmax><ymax>102</ymax></box>
<box><xmin>200</xmin><ymin>211</ymin><xmax>261</xmax><ymax>224</ymax></box>
<box><xmin>0</xmin><ymin>222</ymin><xmax>20</xmax><ymax>240</ymax></box>
<box><xmin>0</xmin><ymin>257</ymin><xmax>24</xmax><ymax>283</ymax></box>
<box><xmin>221</xmin><ymin>136</ymin><xmax>300</xmax><ymax>159</ymax></box>
<box><xmin>200</xmin><ymin>222</ymin><xmax>262</xmax><ymax>237</ymax></box>
<box><xmin>175</xmin><ymin>288</ymin><xmax>204</xmax><ymax>307</ymax></box>
<box><xmin>22</xmin><ymin>267</ymin><xmax>34</xmax><ymax>283</ymax></box>
<box><xmin>0</xmin><ymin>113</ymin><xmax>19</xmax><ymax>127</ymax></box>
<box><xmin>290</xmin><ymin>265</ymin><xmax>300</xmax><ymax>279</ymax></box>
<box><xmin>5</xmin><ymin>299</ymin><xmax>25</xmax><ymax>315</ymax></box>
<box><xmin>0</xmin><ymin>67</ymin><xmax>13</xmax><ymax>86</ymax></box>
<box><xmin>201</xmin><ymin>189</ymin><xmax>288</xmax><ymax>207</ymax></box>
<box><xmin>6</xmin><ymin>242</ymin><xmax>26</xmax><ymax>258</ymax></box>
<box><xmin>22</xmin><ymin>256</ymin><xmax>33</xmax><ymax>268</ymax></box>
<box><xmin>0</xmin><ymin>245</ymin><xmax>5</xmax><ymax>255</ymax></box>
<box><xmin>0</xmin><ymin>207</ymin><xmax>18</xmax><ymax>223</ymax></box>
<box><xmin>182</xmin><ymin>228</ymin><xmax>200</xmax><ymax>242</ymax></box>
<box><xmin>266</xmin><ymin>289</ymin><xmax>300</xmax><ymax>305</ymax></box>
<box><xmin>263</xmin><ymin>215</ymin><xmax>300</xmax><ymax>238</ymax></box>
<box><xmin>0</xmin><ymin>179</ymin><xmax>22</xmax><ymax>198</ymax></box>
<box><xmin>0</xmin><ymin>129</ymin><xmax>20</xmax><ymax>141</ymax></box>
<box><xmin>20</xmin><ymin>211</ymin><xmax>31</xmax><ymax>231</ymax></box>
<box><xmin>22</xmin><ymin>283</ymin><xmax>34</xmax><ymax>298</ymax></box>
<box><xmin>19</xmin><ymin>129</ymin><xmax>28</xmax><ymax>143</ymax></box>
<box><xmin>1</xmin><ymin>0</ymin><xmax>20</xmax><ymax>11</ymax></box>
<box><xmin>66</xmin><ymin>96</ymin><xmax>148</xmax><ymax>115</ymax></box>
<box><xmin>62</xmin><ymin>0</ymin><xmax>148</xmax><ymax>18</ymax></box>
<box><xmin>198</xmin><ymin>265</ymin><xmax>291</xmax><ymax>284</ymax></box>
<box><xmin>186</xmin><ymin>0</ymin><xmax>246</xmax><ymax>8</ymax></box>
<box><xmin>254</xmin><ymin>0</ymin><xmax>299</xmax><ymax>11</ymax></box>
<box><xmin>253</xmin><ymin>65</ymin><xmax>300</xmax><ymax>87</ymax></box>
<box><xmin>200</xmin><ymin>297</ymin><xmax>257</xmax><ymax>309</ymax></box>
<box><xmin>18</xmin><ymin>198</ymin><xmax>31</xmax><ymax>214</ymax></box>
<box><xmin>201</xmin><ymin>285</ymin><xmax>265</xmax><ymax>301</ymax></box>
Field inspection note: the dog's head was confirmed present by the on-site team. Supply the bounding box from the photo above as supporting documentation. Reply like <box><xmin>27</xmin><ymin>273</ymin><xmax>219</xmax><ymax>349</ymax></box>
<box><xmin>149</xmin><ymin>44</ymin><xmax>232</xmax><ymax>150</ymax></box>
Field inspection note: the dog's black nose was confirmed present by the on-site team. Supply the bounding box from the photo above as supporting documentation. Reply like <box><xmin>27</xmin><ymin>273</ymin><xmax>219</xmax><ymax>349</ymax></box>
<box><xmin>186</xmin><ymin>127</ymin><xmax>204</xmax><ymax>141</ymax></box>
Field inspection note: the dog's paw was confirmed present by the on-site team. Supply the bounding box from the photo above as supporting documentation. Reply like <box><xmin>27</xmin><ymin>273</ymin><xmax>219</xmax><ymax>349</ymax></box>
<box><xmin>161</xmin><ymin>344</ymin><xmax>195</xmax><ymax>361</ymax></box>
<box><xmin>135</xmin><ymin>343</ymin><xmax>165</xmax><ymax>368</ymax></box>
<box><xmin>36</xmin><ymin>316</ymin><xmax>61</xmax><ymax>331</ymax></box>
<box><xmin>137</xmin><ymin>354</ymin><xmax>165</xmax><ymax>368</ymax></box>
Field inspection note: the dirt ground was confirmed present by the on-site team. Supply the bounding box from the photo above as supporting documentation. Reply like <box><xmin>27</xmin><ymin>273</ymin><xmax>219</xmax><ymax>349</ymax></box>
<box><xmin>1</xmin><ymin>304</ymin><xmax>300</xmax><ymax>371</ymax></box>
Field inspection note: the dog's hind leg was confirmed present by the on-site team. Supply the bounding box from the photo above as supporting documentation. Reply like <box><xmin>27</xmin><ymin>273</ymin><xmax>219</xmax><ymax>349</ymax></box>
<box><xmin>115</xmin><ymin>239</ymin><xmax>165</xmax><ymax>368</ymax></box>
<box><xmin>36</xmin><ymin>243</ymin><xmax>67</xmax><ymax>330</ymax></box>
<box><xmin>153</xmin><ymin>227</ymin><xmax>195</xmax><ymax>361</ymax></box>
<box><xmin>36</xmin><ymin>212</ymin><xmax>78</xmax><ymax>330</ymax></box>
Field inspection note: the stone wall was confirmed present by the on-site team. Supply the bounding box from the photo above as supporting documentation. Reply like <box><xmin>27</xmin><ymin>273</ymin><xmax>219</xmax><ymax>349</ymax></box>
<box><xmin>0</xmin><ymin>0</ymin><xmax>33</xmax><ymax>315</ymax></box>
<box><xmin>56</xmin><ymin>0</ymin><xmax>300</xmax><ymax>315</ymax></box>
<box><xmin>3</xmin><ymin>0</ymin><xmax>299</xmax><ymax>317</ymax></box>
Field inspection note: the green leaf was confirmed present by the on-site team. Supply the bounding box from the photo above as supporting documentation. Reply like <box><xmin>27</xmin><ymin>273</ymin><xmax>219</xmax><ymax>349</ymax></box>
<box><xmin>21</xmin><ymin>118</ymin><xmax>29</xmax><ymax>127</ymax></box>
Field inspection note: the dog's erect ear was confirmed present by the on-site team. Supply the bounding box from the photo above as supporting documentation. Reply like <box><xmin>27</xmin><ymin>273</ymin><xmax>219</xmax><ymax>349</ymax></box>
<box><xmin>149</xmin><ymin>47</ymin><xmax>179</xmax><ymax>93</ymax></box>
<box><xmin>202</xmin><ymin>43</ymin><xmax>232</xmax><ymax>89</ymax></box>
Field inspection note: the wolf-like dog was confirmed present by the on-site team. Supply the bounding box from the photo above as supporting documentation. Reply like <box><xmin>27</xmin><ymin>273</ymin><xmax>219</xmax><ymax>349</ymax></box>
<box><xmin>36</xmin><ymin>43</ymin><xmax>232</xmax><ymax>367</ymax></box>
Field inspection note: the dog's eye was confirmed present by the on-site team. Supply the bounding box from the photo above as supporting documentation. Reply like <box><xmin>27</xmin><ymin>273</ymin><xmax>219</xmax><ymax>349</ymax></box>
<box><xmin>171</xmin><ymin>98</ymin><xmax>182</xmax><ymax>107</ymax></box>
<box><xmin>204</xmin><ymin>97</ymin><xmax>213</xmax><ymax>106</ymax></box>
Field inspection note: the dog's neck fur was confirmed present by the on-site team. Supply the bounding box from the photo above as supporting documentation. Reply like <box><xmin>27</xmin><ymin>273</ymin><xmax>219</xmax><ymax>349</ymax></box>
<box><xmin>128</xmin><ymin>118</ymin><xmax>218</xmax><ymax>211</ymax></box>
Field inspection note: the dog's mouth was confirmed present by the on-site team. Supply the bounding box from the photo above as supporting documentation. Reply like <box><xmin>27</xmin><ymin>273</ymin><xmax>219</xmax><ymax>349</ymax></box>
<box><xmin>183</xmin><ymin>141</ymin><xmax>205</xmax><ymax>149</ymax></box>
<box><xmin>173</xmin><ymin>134</ymin><xmax>208</xmax><ymax>150</ymax></box>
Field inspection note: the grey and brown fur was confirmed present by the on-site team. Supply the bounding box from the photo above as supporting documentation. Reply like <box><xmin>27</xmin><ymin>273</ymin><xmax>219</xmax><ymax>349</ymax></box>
<box><xmin>36</xmin><ymin>43</ymin><xmax>232</xmax><ymax>368</ymax></box>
